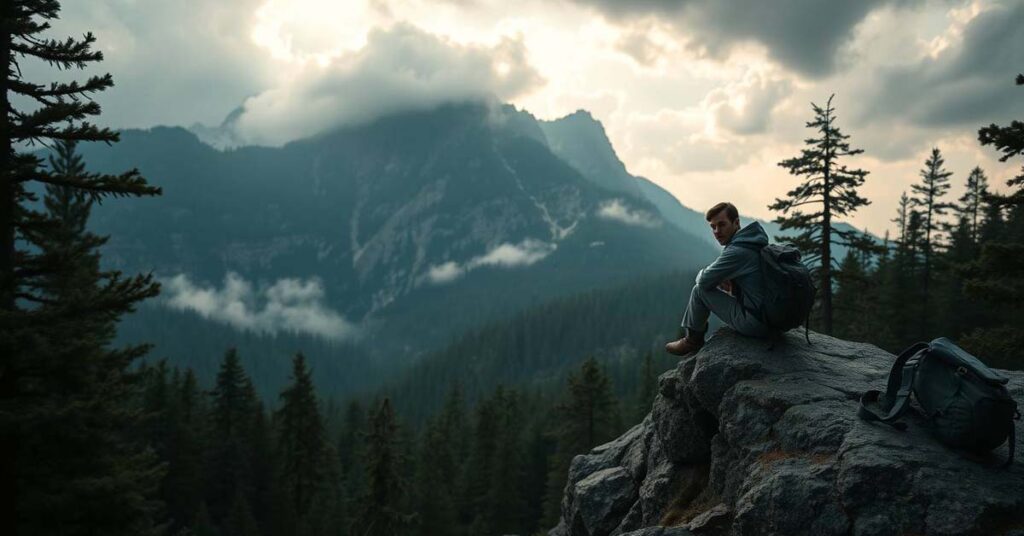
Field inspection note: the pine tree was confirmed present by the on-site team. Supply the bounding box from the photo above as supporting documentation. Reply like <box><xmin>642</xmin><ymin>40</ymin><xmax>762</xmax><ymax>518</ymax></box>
<box><xmin>960</xmin><ymin>167</ymin><xmax>990</xmax><ymax>244</ymax></box>
<box><xmin>979</xmin><ymin>200</ymin><xmax>1006</xmax><ymax>244</ymax></box>
<box><xmin>206</xmin><ymin>348</ymin><xmax>260</xmax><ymax>525</ymax></box>
<box><xmin>483</xmin><ymin>387</ymin><xmax>527</xmax><ymax>535</ymax></box>
<box><xmin>911</xmin><ymin>147</ymin><xmax>955</xmax><ymax>304</ymax></box>
<box><xmin>275</xmin><ymin>353</ymin><xmax>339</xmax><ymax>532</ymax></box>
<box><xmin>465</xmin><ymin>392</ymin><xmax>500</xmax><ymax>533</ymax></box>
<box><xmin>249</xmin><ymin>402</ymin><xmax>275</xmax><ymax>534</ymax></box>
<box><xmin>870</xmin><ymin>232</ymin><xmax>900</xmax><ymax>349</ymax></box>
<box><xmin>2</xmin><ymin>12</ymin><xmax>166</xmax><ymax>530</ymax></box>
<box><xmin>635</xmin><ymin>351</ymin><xmax>657</xmax><ymax>423</ymax></box>
<box><xmin>542</xmin><ymin>358</ymin><xmax>618</xmax><ymax>526</ymax></box>
<box><xmin>899</xmin><ymin>210</ymin><xmax>929</xmax><ymax>342</ymax></box>
<box><xmin>833</xmin><ymin>249</ymin><xmax>873</xmax><ymax>341</ymax></box>
<box><xmin>521</xmin><ymin>412</ymin><xmax>554</xmax><ymax>536</ymax></box>
<box><xmin>892</xmin><ymin>192</ymin><xmax>912</xmax><ymax>249</ymax></box>
<box><xmin>961</xmin><ymin>74</ymin><xmax>1024</xmax><ymax>368</ymax></box>
<box><xmin>412</xmin><ymin>419</ymin><xmax>460</xmax><ymax>536</ymax></box>
<box><xmin>411</xmin><ymin>385</ymin><xmax>467</xmax><ymax>536</ymax></box>
<box><xmin>338</xmin><ymin>399</ymin><xmax>367</xmax><ymax>515</ymax></box>
<box><xmin>357</xmin><ymin>398</ymin><xmax>412</xmax><ymax>536</ymax></box>
<box><xmin>140</xmin><ymin>363</ymin><xmax>208</xmax><ymax>531</ymax></box>
<box><xmin>770</xmin><ymin>94</ymin><xmax>876</xmax><ymax>334</ymax></box>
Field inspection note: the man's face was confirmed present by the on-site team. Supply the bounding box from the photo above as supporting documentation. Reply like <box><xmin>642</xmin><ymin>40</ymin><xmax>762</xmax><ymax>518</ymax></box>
<box><xmin>708</xmin><ymin>212</ymin><xmax>741</xmax><ymax>245</ymax></box>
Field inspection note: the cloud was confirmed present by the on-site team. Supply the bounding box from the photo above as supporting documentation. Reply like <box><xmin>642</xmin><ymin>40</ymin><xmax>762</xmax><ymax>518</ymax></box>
<box><xmin>563</xmin><ymin>0</ymin><xmax>920</xmax><ymax>77</ymax></box>
<box><xmin>703</xmin><ymin>69</ymin><xmax>793</xmax><ymax>135</ymax></box>
<box><xmin>424</xmin><ymin>238</ymin><xmax>557</xmax><ymax>285</ymax></box>
<box><xmin>161</xmin><ymin>272</ymin><xmax>358</xmax><ymax>341</ymax></box>
<box><xmin>231</xmin><ymin>22</ymin><xmax>544</xmax><ymax>146</ymax></box>
<box><xmin>426</xmin><ymin>261</ymin><xmax>465</xmax><ymax>284</ymax></box>
<box><xmin>597</xmin><ymin>199</ymin><xmax>661</xmax><ymax>227</ymax></box>
<box><xmin>856</xmin><ymin>0</ymin><xmax>1024</xmax><ymax>129</ymax></box>
<box><xmin>18</xmin><ymin>0</ymin><xmax>275</xmax><ymax>129</ymax></box>
<box><xmin>616</xmin><ymin>25</ymin><xmax>673</xmax><ymax>67</ymax></box>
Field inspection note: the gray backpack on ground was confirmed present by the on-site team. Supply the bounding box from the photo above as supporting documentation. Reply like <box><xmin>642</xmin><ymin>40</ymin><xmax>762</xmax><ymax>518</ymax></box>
<box><xmin>858</xmin><ymin>338</ymin><xmax>1019</xmax><ymax>467</ymax></box>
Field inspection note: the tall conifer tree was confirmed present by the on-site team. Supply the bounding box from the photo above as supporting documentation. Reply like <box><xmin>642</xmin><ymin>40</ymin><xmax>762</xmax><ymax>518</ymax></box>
<box><xmin>635</xmin><ymin>351</ymin><xmax>657</xmax><ymax>423</ymax></box>
<box><xmin>910</xmin><ymin>147</ymin><xmax>954</xmax><ymax>301</ymax></box>
<box><xmin>483</xmin><ymin>387</ymin><xmax>527</xmax><ymax>535</ymax></box>
<box><xmin>542</xmin><ymin>358</ymin><xmax>617</xmax><ymax>526</ymax></box>
<box><xmin>962</xmin><ymin>74</ymin><xmax>1024</xmax><ymax>366</ymax></box>
<box><xmin>960</xmin><ymin>167</ymin><xmax>990</xmax><ymax>244</ymax></box>
<box><xmin>413</xmin><ymin>418</ymin><xmax>460</xmax><ymax>536</ymax></box>
<box><xmin>770</xmin><ymin>95</ymin><xmax>874</xmax><ymax>334</ymax></box>
<box><xmin>358</xmin><ymin>398</ymin><xmax>411</xmax><ymax>536</ymax></box>
<box><xmin>207</xmin><ymin>348</ymin><xmax>260</xmax><ymax>525</ymax></box>
<box><xmin>1</xmin><ymin>3</ymin><xmax>164</xmax><ymax>534</ymax></box>
<box><xmin>892</xmin><ymin>192</ymin><xmax>911</xmax><ymax>249</ymax></box>
<box><xmin>275</xmin><ymin>353</ymin><xmax>339</xmax><ymax>532</ymax></box>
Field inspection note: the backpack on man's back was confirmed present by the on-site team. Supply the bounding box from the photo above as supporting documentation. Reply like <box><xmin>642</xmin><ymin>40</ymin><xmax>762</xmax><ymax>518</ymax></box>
<box><xmin>734</xmin><ymin>242</ymin><xmax>816</xmax><ymax>341</ymax></box>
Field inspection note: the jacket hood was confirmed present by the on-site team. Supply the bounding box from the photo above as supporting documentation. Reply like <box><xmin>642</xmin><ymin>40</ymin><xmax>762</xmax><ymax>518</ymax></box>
<box><xmin>726</xmin><ymin>221</ymin><xmax>769</xmax><ymax>247</ymax></box>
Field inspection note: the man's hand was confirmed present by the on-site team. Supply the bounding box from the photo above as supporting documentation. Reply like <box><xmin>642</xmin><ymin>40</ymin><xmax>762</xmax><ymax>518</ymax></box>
<box><xmin>718</xmin><ymin>279</ymin><xmax>733</xmax><ymax>295</ymax></box>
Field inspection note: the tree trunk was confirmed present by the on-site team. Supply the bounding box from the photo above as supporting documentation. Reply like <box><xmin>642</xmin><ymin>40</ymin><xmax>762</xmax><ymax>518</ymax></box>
<box><xmin>0</xmin><ymin>5</ymin><xmax>18</xmax><ymax>533</ymax></box>
<box><xmin>821</xmin><ymin>113</ymin><xmax>834</xmax><ymax>336</ymax></box>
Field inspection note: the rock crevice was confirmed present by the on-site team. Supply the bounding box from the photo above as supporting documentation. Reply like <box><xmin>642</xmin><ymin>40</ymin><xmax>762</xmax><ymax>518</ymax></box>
<box><xmin>550</xmin><ymin>329</ymin><xmax>1024</xmax><ymax>536</ymax></box>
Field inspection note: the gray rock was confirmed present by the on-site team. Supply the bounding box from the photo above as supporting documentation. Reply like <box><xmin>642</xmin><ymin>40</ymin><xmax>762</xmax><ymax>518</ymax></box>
<box><xmin>610</xmin><ymin>499</ymin><xmax>645</xmax><ymax>536</ymax></box>
<box><xmin>685</xmin><ymin>503</ymin><xmax>730</xmax><ymax>533</ymax></box>
<box><xmin>618</xmin><ymin>527</ymin><xmax>693</xmax><ymax>536</ymax></box>
<box><xmin>572</xmin><ymin>467</ymin><xmax>637</xmax><ymax>536</ymax></box>
<box><xmin>551</xmin><ymin>328</ymin><xmax>1024</xmax><ymax>536</ymax></box>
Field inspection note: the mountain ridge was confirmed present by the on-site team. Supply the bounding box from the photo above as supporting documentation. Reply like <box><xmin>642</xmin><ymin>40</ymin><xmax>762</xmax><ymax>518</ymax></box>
<box><xmin>64</xmin><ymin>102</ymin><xmax>716</xmax><ymax>367</ymax></box>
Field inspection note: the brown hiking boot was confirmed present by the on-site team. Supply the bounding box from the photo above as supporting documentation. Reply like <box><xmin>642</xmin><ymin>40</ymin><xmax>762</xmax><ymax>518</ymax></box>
<box><xmin>665</xmin><ymin>336</ymin><xmax>704</xmax><ymax>356</ymax></box>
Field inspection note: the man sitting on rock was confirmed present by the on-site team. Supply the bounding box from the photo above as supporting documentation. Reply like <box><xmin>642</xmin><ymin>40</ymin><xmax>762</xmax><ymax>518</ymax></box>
<box><xmin>665</xmin><ymin>202</ymin><xmax>771</xmax><ymax>356</ymax></box>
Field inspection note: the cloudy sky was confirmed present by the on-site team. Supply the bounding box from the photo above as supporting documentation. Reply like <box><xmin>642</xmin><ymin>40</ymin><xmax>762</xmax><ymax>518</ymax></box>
<box><xmin>29</xmin><ymin>0</ymin><xmax>1024</xmax><ymax>236</ymax></box>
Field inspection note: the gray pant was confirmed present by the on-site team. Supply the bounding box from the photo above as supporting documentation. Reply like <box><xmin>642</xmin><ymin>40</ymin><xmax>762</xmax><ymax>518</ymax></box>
<box><xmin>681</xmin><ymin>274</ymin><xmax>770</xmax><ymax>338</ymax></box>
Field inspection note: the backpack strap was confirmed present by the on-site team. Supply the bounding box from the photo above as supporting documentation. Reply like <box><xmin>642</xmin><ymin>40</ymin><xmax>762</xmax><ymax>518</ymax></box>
<box><xmin>731</xmin><ymin>242</ymin><xmax>770</xmax><ymax>328</ymax></box>
<box><xmin>858</xmin><ymin>342</ymin><xmax>931</xmax><ymax>430</ymax></box>
<box><xmin>804</xmin><ymin>310</ymin><xmax>811</xmax><ymax>345</ymax></box>
<box><xmin>1004</xmin><ymin>417</ymin><xmax>1015</xmax><ymax>468</ymax></box>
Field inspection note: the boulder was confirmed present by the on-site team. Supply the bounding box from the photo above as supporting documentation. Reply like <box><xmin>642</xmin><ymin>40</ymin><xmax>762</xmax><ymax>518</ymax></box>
<box><xmin>550</xmin><ymin>328</ymin><xmax>1024</xmax><ymax>536</ymax></box>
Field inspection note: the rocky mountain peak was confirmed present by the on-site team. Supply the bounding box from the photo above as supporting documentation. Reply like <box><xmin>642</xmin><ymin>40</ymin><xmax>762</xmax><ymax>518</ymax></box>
<box><xmin>551</xmin><ymin>329</ymin><xmax>1024</xmax><ymax>536</ymax></box>
<box><xmin>540</xmin><ymin>110</ymin><xmax>642</xmax><ymax>199</ymax></box>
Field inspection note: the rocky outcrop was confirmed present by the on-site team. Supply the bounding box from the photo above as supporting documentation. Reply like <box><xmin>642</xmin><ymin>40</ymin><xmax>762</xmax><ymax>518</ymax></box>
<box><xmin>550</xmin><ymin>329</ymin><xmax>1024</xmax><ymax>536</ymax></box>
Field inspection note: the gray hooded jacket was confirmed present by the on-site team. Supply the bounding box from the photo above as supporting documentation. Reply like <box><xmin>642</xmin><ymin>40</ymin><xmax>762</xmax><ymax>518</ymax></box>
<box><xmin>695</xmin><ymin>221</ymin><xmax>768</xmax><ymax>313</ymax></box>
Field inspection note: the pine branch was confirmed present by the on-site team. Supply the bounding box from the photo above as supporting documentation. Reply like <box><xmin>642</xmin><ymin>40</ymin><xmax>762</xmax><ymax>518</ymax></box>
<box><xmin>9</xmin><ymin>75</ymin><xmax>114</xmax><ymax>106</ymax></box>
<box><xmin>14</xmin><ymin>292</ymin><xmax>60</xmax><ymax>306</ymax></box>
<box><xmin>10</xmin><ymin>32</ymin><xmax>104</xmax><ymax>70</ymax></box>
<box><xmin>19</xmin><ymin>168</ymin><xmax>162</xmax><ymax>200</ymax></box>
<box><xmin>11</xmin><ymin>100</ymin><xmax>112</xmax><ymax>138</ymax></box>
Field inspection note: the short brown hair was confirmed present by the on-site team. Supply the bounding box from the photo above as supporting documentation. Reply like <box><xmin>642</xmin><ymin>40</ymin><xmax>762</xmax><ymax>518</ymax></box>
<box><xmin>705</xmin><ymin>202</ymin><xmax>739</xmax><ymax>222</ymax></box>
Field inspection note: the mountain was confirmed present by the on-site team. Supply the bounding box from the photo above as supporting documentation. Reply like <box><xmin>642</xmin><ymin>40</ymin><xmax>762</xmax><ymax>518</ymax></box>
<box><xmin>538</xmin><ymin>110</ymin><xmax>881</xmax><ymax>259</ymax></box>
<box><xmin>56</xmin><ymin>102</ymin><xmax>717</xmax><ymax>377</ymax></box>
<box><xmin>538</xmin><ymin>111</ymin><xmax>645</xmax><ymax>199</ymax></box>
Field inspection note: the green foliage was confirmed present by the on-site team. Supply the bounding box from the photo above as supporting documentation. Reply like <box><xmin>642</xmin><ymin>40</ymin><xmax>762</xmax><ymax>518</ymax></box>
<box><xmin>206</xmin><ymin>349</ymin><xmax>261</xmax><ymax>525</ymax></box>
<box><xmin>832</xmin><ymin>246</ymin><xmax>875</xmax><ymax>342</ymax></box>
<box><xmin>274</xmin><ymin>353</ymin><xmax>341</xmax><ymax>532</ymax></box>
<box><xmin>770</xmin><ymin>94</ymin><xmax>876</xmax><ymax>334</ymax></box>
<box><xmin>543</xmin><ymin>358</ymin><xmax>619</xmax><ymax>526</ymax></box>
<box><xmin>357</xmin><ymin>398</ymin><xmax>414</xmax><ymax>536</ymax></box>
<box><xmin>960</xmin><ymin>75</ymin><xmax>1024</xmax><ymax>367</ymax></box>
<box><xmin>384</xmin><ymin>269</ymin><xmax>697</xmax><ymax>422</ymax></box>
<box><xmin>910</xmin><ymin>147</ymin><xmax>955</xmax><ymax>317</ymax></box>
<box><xmin>2</xmin><ymin>3</ymin><xmax>165</xmax><ymax>534</ymax></box>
